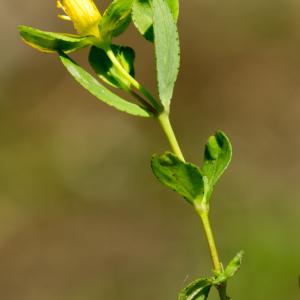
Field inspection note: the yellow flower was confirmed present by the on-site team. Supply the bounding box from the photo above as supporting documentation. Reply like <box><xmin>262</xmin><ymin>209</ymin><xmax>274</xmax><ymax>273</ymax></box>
<box><xmin>57</xmin><ymin>0</ymin><xmax>101</xmax><ymax>37</ymax></box>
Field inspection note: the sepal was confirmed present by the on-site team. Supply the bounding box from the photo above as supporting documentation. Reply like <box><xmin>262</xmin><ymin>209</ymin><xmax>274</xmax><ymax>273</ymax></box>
<box><xmin>19</xmin><ymin>25</ymin><xmax>91</xmax><ymax>53</ymax></box>
<box><xmin>99</xmin><ymin>0</ymin><xmax>133</xmax><ymax>44</ymax></box>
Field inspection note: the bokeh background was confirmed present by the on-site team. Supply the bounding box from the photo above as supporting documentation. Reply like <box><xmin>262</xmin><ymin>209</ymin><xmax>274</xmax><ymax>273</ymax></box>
<box><xmin>1</xmin><ymin>0</ymin><xmax>300</xmax><ymax>299</ymax></box>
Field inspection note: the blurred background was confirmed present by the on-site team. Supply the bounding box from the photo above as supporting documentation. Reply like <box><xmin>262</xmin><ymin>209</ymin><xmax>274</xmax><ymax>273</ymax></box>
<box><xmin>0</xmin><ymin>0</ymin><xmax>300</xmax><ymax>299</ymax></box>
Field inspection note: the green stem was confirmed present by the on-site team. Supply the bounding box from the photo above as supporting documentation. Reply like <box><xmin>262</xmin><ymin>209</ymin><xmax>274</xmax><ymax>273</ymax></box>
<box><xmin>157</xmin><ymin>110</ymin><xmax>229</xmax><ymax>299</ymax></box>
<box><xmin>105</xmin><ymin>47</ymin><xmax>162</xmax><ymax>113</ymax></box>
<box><xmin>106</xmin><ymin>43</ymin><xmax>227</xmax><ymax>299</ymax></box>
<box><xmin>199</xmin><ymin>210</ymin><xmax>228</xmax><ymax>299</ymax></box>
<box><xmin>130</xmin><ymin>91</ymin><xmax>156</xmax><ymax>114</ymax></box>
<box><xmin>158</xmin><ymin>112</ymin><xmax>228</xmax><ymax>299</ymax></box>
<box><xmin>217</xmin><ymin>283</ymin><xmax>228</xmax><ymax>300</ymax></box>
<box><xmin>199</xmin><ymin>210</ymin><xmax>222</xmax><ymax>273</ymax></box>
<box><xmin>157</xmin><ymin>112</ymin><xmax>185</xmax><ymax>161</ymax></box>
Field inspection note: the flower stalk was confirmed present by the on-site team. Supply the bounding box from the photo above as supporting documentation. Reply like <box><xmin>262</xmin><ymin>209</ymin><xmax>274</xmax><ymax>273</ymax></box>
<box><xmin>105</xmin><ymin>46</ymin><xmax>163</xmax><ymax>113</ymax></box>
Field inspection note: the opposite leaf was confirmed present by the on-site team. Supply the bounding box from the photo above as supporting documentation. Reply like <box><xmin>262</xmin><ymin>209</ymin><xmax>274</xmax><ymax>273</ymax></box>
<box><xmin>152</xmin><ymin>0</ymin><xmax>180</xmax><ymax>111</ymax></box>
<box><xmin>99</xmin><ymin>0</ymin><xmax>133</xmax><ymax>43</ymax></box>
<box><xmin>59</xmin><ymin>52</ymin><xmax>151</xmax><ymax>117</ymax></box>
<box><xmin>19</xmin><ymin>25</ymin><xmax>91</xmax><ymax>53</ymax></box>
<box><xmin>202</xmin><ymin>131</ymin><xmax>232</xmax><ymax>200</ymax></box>
<box><xmin>132</xmin><ymin>0</ymin><xmax>179</xmax><ymax>42</ymax></box>
<box><xmin>213</xmin><ymin>251</ymin><xmax>244</xmax><ymax>285</ymax></box>
<box><xmin>151</xmin><ymin>152</ymin><xmax>204</xmax><ymax>205</ymax></box>
<box><xmin>178</xmin><ymin>278</ymin><xmax>212</xmax><ymax>300</ymax></box>
<box><xmin>89</xmin><ymin>45</ymin><xmax>135</xmax><ymax>91</ymax></box>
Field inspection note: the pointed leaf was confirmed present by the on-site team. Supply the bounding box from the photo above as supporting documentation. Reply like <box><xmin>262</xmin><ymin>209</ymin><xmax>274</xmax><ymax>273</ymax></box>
<box><xmin>19</xmin><ymin>25</ymin><xmax>91</xmax><ymax>53</ymax></box>
<box><xmin>89</xmin><ymin>44</ymin><xmax>135</xmax><ymax>91</ymax></box>
<box><xmin>151</xmin><ymin>152</ymin><xmax>204</xmax><ymax>205</ymax></box>
<box><xmin>152</xmin><ymin>0</ymin><xmax>180</xmax><ymax>111</ymax></box>
<box><xmin>59</xmin><ymin>52</ymin><xmax>151</xmax><ymax>117</ymax></box>
<box><xmin>179</xmin><ymin>278</ymin><xmax>212</xmax><ymax>300</ymax></box>
<box><xmin>224</xmin><ymin>250</ymin><xmax>244</xmax><ymax>278</ymax></box>
<box><xmin>202</xmin><ymin>131</ymin><xmax>232</xmax><ymax>200</ymax></box>
<box><xmin>132</xmin><ymin>0</ymin><xmax>179</xmax><ymax>42</ymax></box>
<box><xmin>99</xmin><ymin>0</ymin><xmax>134</xmax><ymax>42</ymax></box>
<box><xmin>214</xmin><ymin>251</ymin><xmax>244</xmax><ymax>284</ymax></box>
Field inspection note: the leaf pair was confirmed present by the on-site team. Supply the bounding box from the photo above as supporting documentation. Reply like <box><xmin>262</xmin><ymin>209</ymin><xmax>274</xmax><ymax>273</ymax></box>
<box><xmin>151</xmin><ymin>131</ymin><xmax>232</xmax><ymax>209</ymax></box>
<box><xmin>179</xmin><ymin>251</ymin><xmax>244</xmax><ymax>300</ymax></box>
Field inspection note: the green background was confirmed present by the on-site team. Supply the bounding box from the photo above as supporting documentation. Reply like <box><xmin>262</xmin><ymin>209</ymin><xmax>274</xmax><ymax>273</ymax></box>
<box><xmin>0</xmin><ymin>0</ymin><xmax>299</xmax><ymax>299</ymax></box>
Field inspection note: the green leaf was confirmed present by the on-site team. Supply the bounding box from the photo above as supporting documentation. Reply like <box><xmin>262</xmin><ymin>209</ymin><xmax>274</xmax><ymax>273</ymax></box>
<box><xmin>59</xmin><ymin>52</ymin><xmax>151</xmax><ymax>117</ymax></box>
<box><xmin>132</xmin><ymin>0</ymin><xmax>154</xmax><ymax>41</ymax></box>
<box><xmin>152</xmin><ymin>0</ymin><xmax>180</xmax><ymax>111</ymax></box>
<box><xmin>201</xmin><ymin>131</ymin><xmax>232</xmax><ymax>200</ymax></box>
<box><xmin>151</xmin><ymin>152</ymin><xmax>204</xmax><ymax>205</ymax></box>
<box><xmin>99</xmin><ymin>0</ymin><xmax>134</xmax><ymax>42</ymax></box>
<box><xmin>166</xmin><ymin>0</ymin><xmax>179</xmax><ymax>20</ymax></box>
<box><xmin>214</xmin><ymin>251</ymin><xmax>244</xmax><ymax>284</ymax></box>
<box><xmin>132</xmin><ymin>0</ymin><xmax>179</xmax><ymax>42</ymax></box>
<box><xmin>224</xmin><ymin>251</ymin><xmax>244</xmax><ymax>279</ymax></box>
<box><xmin>19</xmin><ymin>25</ymin><xmax>91</xmax><ymax>53</ymax></box>
<box><xmin>89</xmin><ymin>45</ymin><xmax>135</xmax><ymax>91</ymax></box>
<box><xmin>178</xmin><ymin>278</ymin><xmax>212</xmax><ymax>300</ymax></box>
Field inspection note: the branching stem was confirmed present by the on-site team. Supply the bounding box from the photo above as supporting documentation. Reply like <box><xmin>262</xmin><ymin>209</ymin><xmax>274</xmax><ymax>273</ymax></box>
<box><xmin>106</xmin><ymin>43</ymin><xmax>228</xmax><ymax>300</ymax></box>
<box><xmin>157</xmin><ymin>113</ymin><xmax>229</xmax><ymax>299</ymax></box>
<box><xmin>105</xmin><ymin>46</ymin><xmax>162</xmax><ymax>113</ymax></box>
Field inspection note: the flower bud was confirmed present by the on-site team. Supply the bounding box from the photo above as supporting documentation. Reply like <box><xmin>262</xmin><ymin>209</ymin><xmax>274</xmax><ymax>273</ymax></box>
<box><xmin>57</xmin><ymin>0</ymin><xmax>101</xmax><ymax>37</ymax></box>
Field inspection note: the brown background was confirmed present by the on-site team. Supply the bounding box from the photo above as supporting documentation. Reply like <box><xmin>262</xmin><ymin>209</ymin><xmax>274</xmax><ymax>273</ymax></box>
<box><xmin>0</xmin><ymin>0</ymin><xmax>299</xmax><ymax>299</ymax></box>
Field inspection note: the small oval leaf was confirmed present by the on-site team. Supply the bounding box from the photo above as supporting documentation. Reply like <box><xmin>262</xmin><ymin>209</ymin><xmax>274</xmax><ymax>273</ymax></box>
<box><xmin>151</xmin><ymin>152</ymin><xmax>204</xmax><ymax>205</ymax></box>
<box><xmin>201</xmin><ymin>131</ymin><xmax>232</xmax><ymax>200</ymax></box>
